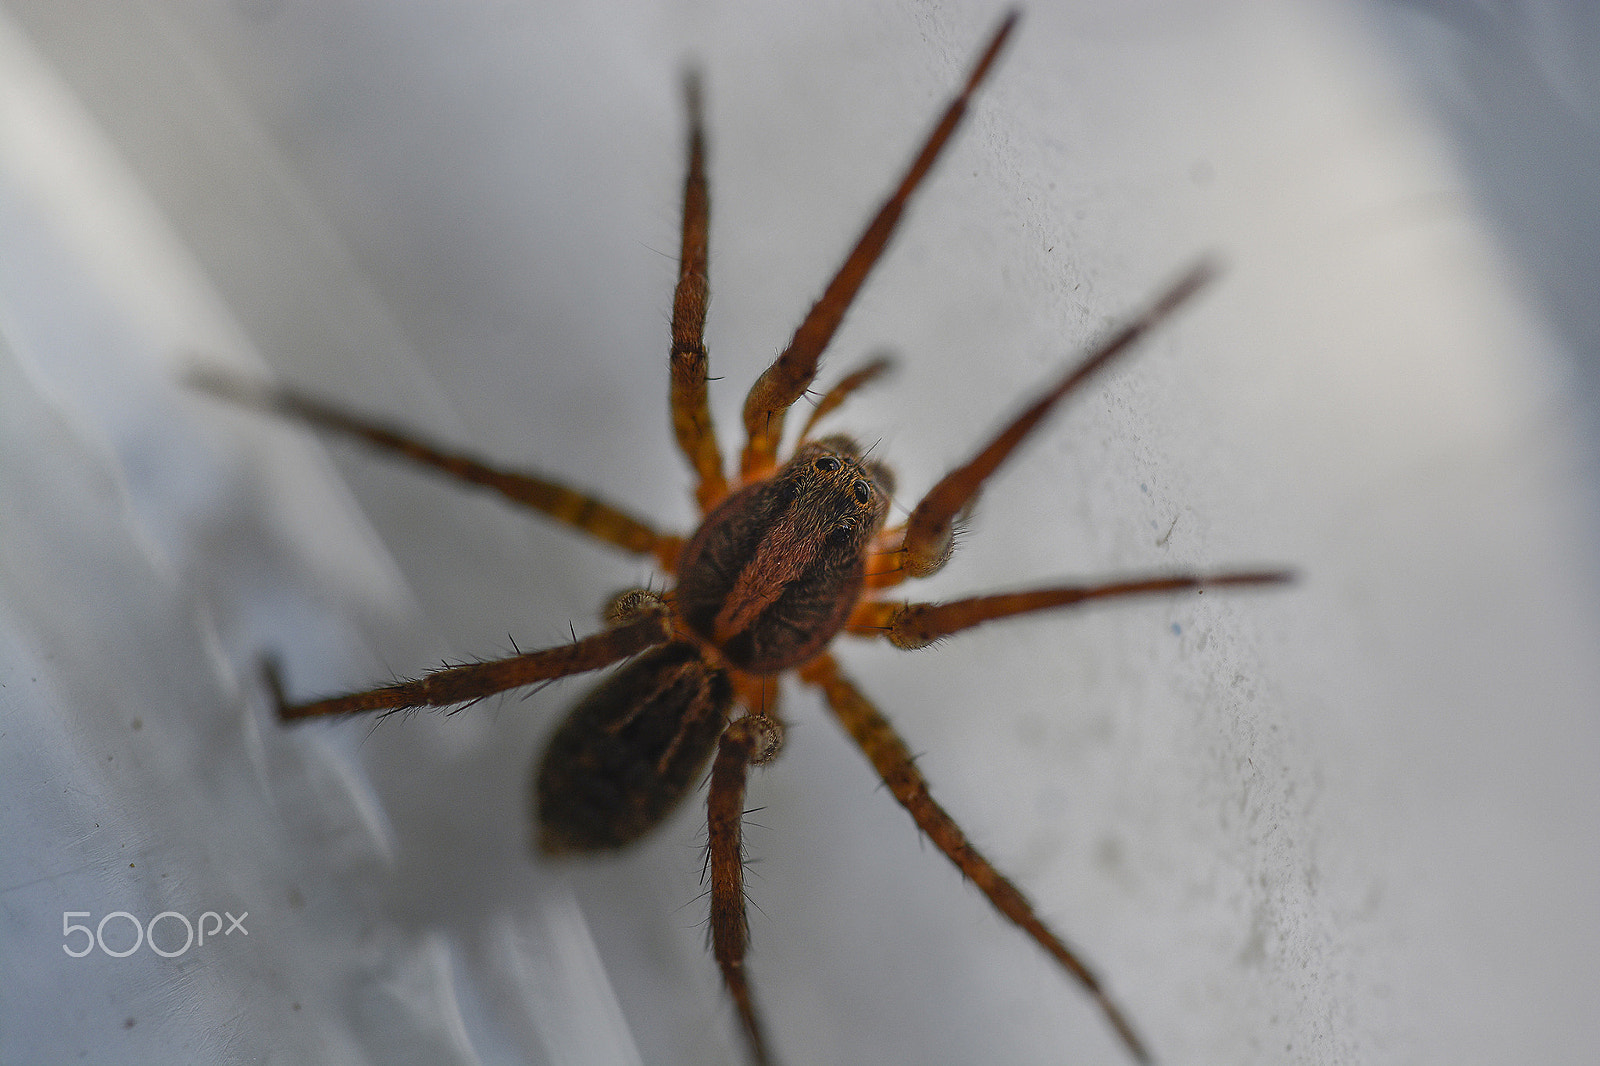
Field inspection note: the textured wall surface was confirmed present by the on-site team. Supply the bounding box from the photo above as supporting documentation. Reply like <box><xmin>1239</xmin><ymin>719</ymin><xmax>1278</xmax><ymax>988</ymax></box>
<box><xmin>2</xmin><ymin>2</ymin><xmax>1597</xmax><ymax>1064</ymax></box>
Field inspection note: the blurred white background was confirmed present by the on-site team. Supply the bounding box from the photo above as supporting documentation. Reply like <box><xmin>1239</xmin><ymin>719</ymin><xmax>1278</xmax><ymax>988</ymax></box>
<box><xmin>2</xmin><ymin>1</ymin><xmax>1598</xmax><ymax>1064</ymax></box>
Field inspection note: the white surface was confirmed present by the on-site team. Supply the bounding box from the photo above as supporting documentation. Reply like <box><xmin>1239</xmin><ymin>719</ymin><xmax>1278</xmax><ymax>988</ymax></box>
<box><xmin>3</xmin><ymin>2</ymin><xmax>1598</xmax><ymax>1064</ymax></box>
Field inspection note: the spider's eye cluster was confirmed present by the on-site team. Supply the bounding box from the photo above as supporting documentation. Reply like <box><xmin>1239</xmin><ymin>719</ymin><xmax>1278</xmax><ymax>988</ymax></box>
<box><xmin>852</xmin><ymin>479</ymin><xmax>871</xmax><ymax>504</ymax></box>
<box><xmin>813</xmin><ymin>455</ymin><xmax>841</xmax><ymax>473</ymax></box>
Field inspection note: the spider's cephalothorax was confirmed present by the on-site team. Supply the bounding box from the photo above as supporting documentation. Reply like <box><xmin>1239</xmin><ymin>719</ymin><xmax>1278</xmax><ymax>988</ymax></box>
<box><xmin>676</xmin><ymin>436</ymin><xmax>893</xmax><ymax>673</ymax></box>
<box><xmin>195</xmin><ymin>11</ymin><xmax>1288</xmax><ymax>1065</ymax></box>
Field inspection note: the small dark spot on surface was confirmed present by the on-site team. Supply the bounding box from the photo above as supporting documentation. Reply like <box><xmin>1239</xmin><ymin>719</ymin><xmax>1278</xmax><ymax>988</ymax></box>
<box><xmin>292</xmin><ymin>1002</ymin><xmax>302</xmax><ymax>1012</ymax></box>
<box><xmin>123</xmin><ymin>1018</ymin><xmax>135</xmax><ymax>1030</ymax></box>
<box><xmin>1095</xmin><ymin>835</ymin><xmax>1124</xmax><ymax>873</ymax></box>
<box><xmin>1171</xmin><ymin>622</ymin><xmax>1182</xmax><ymax>636</ymax></box>
<box><xmin>130</xmin><ymin>718</ymin><xmax>142</xmax><ymax>731</ymax></box>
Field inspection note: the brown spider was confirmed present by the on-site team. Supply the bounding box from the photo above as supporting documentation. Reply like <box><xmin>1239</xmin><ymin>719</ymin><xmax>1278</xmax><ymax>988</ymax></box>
<box><xmin>194</xmin><ymin>11</ymin><xmax>1287</xmax><ymax>1064</ymax></box>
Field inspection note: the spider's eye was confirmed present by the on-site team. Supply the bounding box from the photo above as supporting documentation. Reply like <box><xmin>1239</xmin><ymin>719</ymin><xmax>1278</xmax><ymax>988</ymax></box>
<box><xmin>852</xmin><ymin>479</ymin><xmax>871</xmax><ymax>504</ymax></box>
<box><xmin>827</xmin><ymin>522</ymin><xmax>856</xmax><ymax>547</ymax></box>
<box><xmin>814</xmin><ymin>455</ymin><xmax>841</xmax><ymax>473</ymax></box>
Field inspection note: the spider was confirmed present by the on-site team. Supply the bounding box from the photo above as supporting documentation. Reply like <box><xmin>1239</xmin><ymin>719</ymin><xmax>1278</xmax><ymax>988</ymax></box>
<box><xmin>194</xmin><ymin>11</ymin><xmax>1288</xmax><ymax>1064</ymax></box>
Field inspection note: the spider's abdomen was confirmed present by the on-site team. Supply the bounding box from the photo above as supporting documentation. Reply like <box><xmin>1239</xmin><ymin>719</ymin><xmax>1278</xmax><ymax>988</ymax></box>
<box><xmin>535</xmin><ymin>643</ymin><xmax>732</xmax><ymax>853</ymax></box>
<box><xmin>674</xmin><ymin>438</ymin><xmax>890</xmax><ymax>674</ymax></box>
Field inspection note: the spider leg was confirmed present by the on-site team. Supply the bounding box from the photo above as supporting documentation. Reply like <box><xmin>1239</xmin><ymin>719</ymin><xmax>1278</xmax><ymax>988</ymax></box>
<box><xmin>796</xmin><ymin>354</ymin><xmax>894</xmax><ymax>443</ymax></box>
<box><xmin>845</xmin><ymin>570</ymin><xmax>1292</xmax><ymax>647</ymax></box>
<box><xmin>707</xmin><ymin>713</ymin><xmax>785</xmax><ymax>1066</ymax></box>
<box><xmin>670</xmin><ymin>72</ymin><xmax>729</xmax><ymax>513</ymax></box>
<box><xmin>738</xmin><ymin>11</ymin><xmax>1019</xmax><ymax>482</ymax></box>
<box><xmin>190</xmin><ymin>371</ymin><xmax>682</xmax><ymax>571</ymax></box>
<box><xmin>799</xmin><ymin>652</ymin><xmax>1151</xmax><ymax>1064</ymax></box>
<box><xmin>730</xmin><ymin>671</ymin><xmax>783</xmax><ymax>722</ymax></box>
<box><xmin>267</xmin><ymin>610</ymin><xmax>672</xmax><ymax>720</ymax></box>
<box><xmin>897</xmin><ymin>260</ymin><xmax>1216</xmax><ymax>581</ymax></box>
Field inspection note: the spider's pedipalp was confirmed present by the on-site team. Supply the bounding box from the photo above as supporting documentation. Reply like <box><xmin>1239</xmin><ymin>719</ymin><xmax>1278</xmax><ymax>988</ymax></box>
<box><xmin>268</xmin><ymin>609</ymin><xmax>674</xmax><ymax>720</ymax></box>
<box><xmin>899</xmin><ymin>260</ymin><xmax>1217</xmax><ymax>580</ymax></box>
<box><xmin>797</xmin><ymin>353</ymin><xmax>895</xmax><ymax>443</ymax></box>
<box><xmin>738</xmin><ymin>11</ymin><xmax>1020</xmax><ymax>482</ymax></box>
<box><xmin>189</xmin><ymin>370</ymin><xmax>682</xmax><ymax>570</ymax></box>
<box><xmin>669</xmin><ymin>70</ymin><xmax>729</xmax><ymax>513</ymax></box>
<box><xmin>847</xmin><ymin>570</ymin><xmax>1294</xmax><ymax>648</ymax></box>
<box><xmin>799</xmin><ymin>653</ymin><xmax>1151</xmax><ymax>1062</ymax></box>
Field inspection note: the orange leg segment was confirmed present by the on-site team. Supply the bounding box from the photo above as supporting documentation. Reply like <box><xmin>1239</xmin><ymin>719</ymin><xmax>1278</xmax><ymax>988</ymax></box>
<box><xmin>848</xmin><ymin>569</ymin><xmax>1293</xmax><ymax>647</ymax></box>
<box><xmin>800</xmin><ymin>653</ymin><xmax>1150</xmax><ymax>1062</ymax></box>
<box><xmin>899</xmin><ymin>260</ymin><xmax>1216</xmax><ymax>579</ymax></box>
<box><xmin>190</xmin><ymin>371</ymin><xmax>681</xmax><ymax>571</ymax></box>
<box><xmin>267</xmin><ymin>610</ymin><xmax>673</xmax><ymax>720</ymax></box>
<box><xmin>707</xmin><ymin>713</ymin><xmax>784</xmax><ymax>1066</ymax></box>
<box><xmin>738</xmin><ymin>12</ymin><xmax>1019</xmax><ymax>481</ymax></box>
<box><xmin>670</xmin><ymin>73</ymin><xmax>729</xmax><ymax>512</ymax></box>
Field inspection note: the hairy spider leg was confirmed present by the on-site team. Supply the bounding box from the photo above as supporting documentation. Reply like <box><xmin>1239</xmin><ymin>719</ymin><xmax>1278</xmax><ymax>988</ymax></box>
<box><xmin>796</xmin><ymin>354</ymin><xmax>895</xmax><ymax>443</ymax></box>
<box><xmin>846</xmin><ymin>570</ymin><xmax>1294</xmax><ymax>646</ymax></box>
<box><xmin>670</xmin><ymin>72</ymin><xmax>729</xmax><ymax>513</ymax></box>
<box><xmin>730</xmin><ymin>671</ymin><xmax>783</xmax><ymax>722</ymax></box>
<box><xmin>738</xmin><ymin>11</ymin><xmax>1019</xmax><ymax>483</ymax></box>
<box><xmin>707</xmin><ymin>712</ymin><xmax>784</xmax><ymax>1066</ymax></box>
<box><xmin>189</xmin><ymin>371</ymin><xmax>683</xmax><ymax>571</ymax></box>
<box><xmin>265</xmin><ymin>609</ymin><xmax>673</xmax><ymax>720</ymax></box>
<box><xmin>876</xmin><ymin>260</ymin><xmax>1217</xmax><ymax>585</ymax></box>
<box><xmin>799</xmin><ymin>652</ymin><xmax>1151</xmax><ymax>1063</ymax></box>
